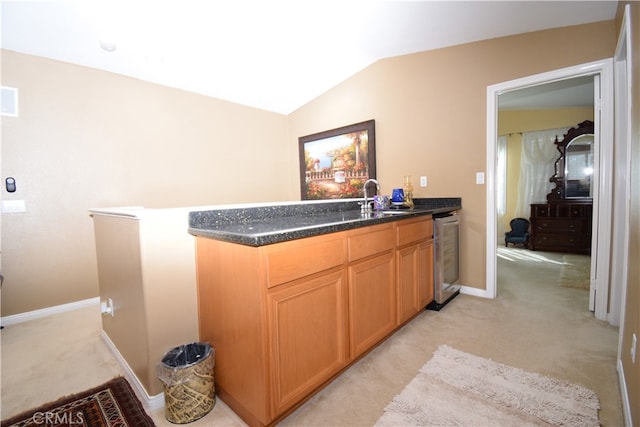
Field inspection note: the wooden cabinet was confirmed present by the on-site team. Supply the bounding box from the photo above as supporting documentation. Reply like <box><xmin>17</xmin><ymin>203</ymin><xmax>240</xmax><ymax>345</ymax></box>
<box><xmin>418</xmin><ymin>241</ymin><xmax>435</xmax><ymax>307</ymax></box>
<box><xmin>195</xmin><ymin>215</ymin><xmax>433</xmax><ymax>426</ymax></box>
<box><xmin>348</xmin><ymin>253</ymin><xmax>396</xmax><ymax>358</ymax></box>
<box><xmin>195</xmin><ymin>237</ymin><xmax>271</xmax><ymax>426</ymax></box>
<box><xmin>267</xmin><ymin>269</ymin><xmax>348</xmax><ymax>414</ymax></box>
<box><xmin>396</xmin><ymin>217</ymin><xmax>434</xmax><ymax>324</ymax></box>
<box><xmin>529</xmin><ymin>202</ymin><xmax>592</xmax><ymax>254</ymax></box>
<box><xmin>347</xmin><ymin>223</ymin><xmax>396</xmax><ymax>359</ymax></box>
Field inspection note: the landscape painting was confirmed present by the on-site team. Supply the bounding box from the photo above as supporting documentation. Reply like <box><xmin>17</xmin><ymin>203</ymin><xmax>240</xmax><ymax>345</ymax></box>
<box><xmin>299</xmin><ymin>120</ymin><xmax>376</xmax><ymax>200</ymax></box>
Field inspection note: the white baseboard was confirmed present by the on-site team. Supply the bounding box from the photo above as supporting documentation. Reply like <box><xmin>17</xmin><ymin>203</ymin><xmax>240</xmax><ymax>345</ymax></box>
<box><xmin>617</xmin><ymin>358</ymin><xmax>633</xmax><ymax>427</ymax></box>
<box><xmin>100</xmin><ymin>331</ymin><xmax>165</xmax><ymax>413</ymax></box>
<box><xmin>0</xmin><ymin>297</ymin><xmax>100</xmax><ymax>327</ymax></box>
<box><xmin>460</xmin><ymin>285</ymin><xmax>491</xmax><ymax>298</ymax></box>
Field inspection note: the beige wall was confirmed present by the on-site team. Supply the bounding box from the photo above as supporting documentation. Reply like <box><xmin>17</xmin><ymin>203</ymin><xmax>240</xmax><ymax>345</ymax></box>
<box><xmin>287</xmin><ymin>21</ymin><xmax>614</xmax><ymax>290</ymax></box>
<box><xmin>1</xmin><ymin>21</ymin><xmax>615</xmax><ymax>313</ymax></box>
<box><xmin>1</xmin><ymin>50</ymin><xmax>289</xmax><ymax>315</ymax></box>
<box><xmin>498</xmin><ymin>108</ymin><xmax>594</xmax><ymax>231</ymax></box>
<box><xmin>93</xmin><ymin>209</ymin><xmax>200</xmax><ymax>396</ymax></box>
<box><xmin>617</xmin><ymin>2</ymin><xmax>640</xmax><ymax>424</ymax></box>
<box><xmin>0</xmin><ymin>22</ymin><xmax>617</xmax><ymax>308</ymax></box>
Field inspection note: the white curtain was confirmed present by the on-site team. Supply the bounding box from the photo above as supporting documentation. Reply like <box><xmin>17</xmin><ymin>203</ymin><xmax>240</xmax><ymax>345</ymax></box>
<box><xmin>497</xmin><ymin>136</ymin><xmax>508</xmax><ymax>238</ymax></box>
<box><xmin>514</xmin><ymin>127</ymin><xmax>570</xmax><ymax>218</ymax></box>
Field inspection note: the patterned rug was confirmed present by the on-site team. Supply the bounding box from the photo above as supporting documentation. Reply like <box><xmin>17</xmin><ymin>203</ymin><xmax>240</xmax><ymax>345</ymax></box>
<box><xmin>1</xmin><ymin>377</ymin><xmax>155</xmax><ymax>427</ymax></box>
<box><xmin>375</xmin><ymin>345</ymin><xmax>600</xmax><ymax>427</ymax></box>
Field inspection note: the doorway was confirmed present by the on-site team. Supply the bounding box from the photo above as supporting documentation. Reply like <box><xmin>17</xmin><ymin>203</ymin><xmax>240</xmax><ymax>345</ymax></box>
<box><xmin>497</xmin><ymin>78</ymin><xmax>594</xmax><ymax>308</ymax></box>
<box><xmin>485</xmin><ymin>59</ymin><xmax>614</xmax><ymax>321</ymax></box>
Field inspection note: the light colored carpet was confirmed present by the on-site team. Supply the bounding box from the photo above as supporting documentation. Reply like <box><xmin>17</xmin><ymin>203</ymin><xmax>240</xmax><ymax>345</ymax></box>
<box><xmin>375</xmin><ymin>345</ymin><xmax>600</xmax><ymax>427</ymax></box>
<box><xmin>497</xmin><ymin>247</ymin><xmax>591</xmax><ymax>290</ymax></box>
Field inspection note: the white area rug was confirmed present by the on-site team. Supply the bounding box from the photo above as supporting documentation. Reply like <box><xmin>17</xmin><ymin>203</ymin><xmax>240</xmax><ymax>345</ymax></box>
<box><xmin>558</xmin><ymin>254</ymin><xmax>591</xmax><ymax>289</ymax></box>
<box><xmin>375</xmin><ymin>345</ymin><xmax>599</xmax><ymax>426</ymax></box>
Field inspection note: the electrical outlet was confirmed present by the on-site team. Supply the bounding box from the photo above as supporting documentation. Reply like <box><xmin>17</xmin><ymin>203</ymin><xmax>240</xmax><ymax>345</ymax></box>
<box><xmin>420</xmin><ymin>176</ymin><xmax>427</xmax><ymax>187</ymax></box>
<box><xmin>101</xmin><ymin>298</ymin><xmax>114</xmax><ymax>317</ymax></box>
<box><xmin>2</xmin><ymin>200</ymin><xmax>26</xmax><ymax>213</ymax></box>
<box><xmin>632</xmin><ymin>333</ymin><xmax>637</xmax><ymax>363</ymax></box>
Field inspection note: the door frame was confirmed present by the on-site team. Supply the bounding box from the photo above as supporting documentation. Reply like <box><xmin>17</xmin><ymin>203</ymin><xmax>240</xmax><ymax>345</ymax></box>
<box><xmin>485</xmin><ymin>59</ymin><xmax>614</xmax><ymax>321</ymax></box>
<box><xmin>611</xmin><ymin>4</ymin><xmax>632</xmax><ymax>330</ymax></box>
<box><xmin>613</xmin><ymin>5</ymin><xmax>632</xmax><ymax>388</ymax></box>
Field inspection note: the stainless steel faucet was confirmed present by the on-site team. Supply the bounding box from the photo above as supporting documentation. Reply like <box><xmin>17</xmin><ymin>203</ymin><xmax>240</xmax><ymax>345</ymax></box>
<box><xmin>361</xmin><ymin>178</ymin><xmax>380</xmax><ymax>212</ymax></box>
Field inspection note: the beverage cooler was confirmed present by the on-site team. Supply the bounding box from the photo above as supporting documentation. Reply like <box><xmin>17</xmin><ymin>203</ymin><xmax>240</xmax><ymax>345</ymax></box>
<box><xmin>427</xmin><ymin>211</ymin><xmax>461</xmax><ymax>311</ymax></box>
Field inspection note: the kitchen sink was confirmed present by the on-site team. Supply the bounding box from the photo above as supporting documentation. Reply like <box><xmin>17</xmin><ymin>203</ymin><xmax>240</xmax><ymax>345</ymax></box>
<box><xmin>375</xmin><ymin>210</ymin><xmax>411</xmax><ymax>215</ymax></box>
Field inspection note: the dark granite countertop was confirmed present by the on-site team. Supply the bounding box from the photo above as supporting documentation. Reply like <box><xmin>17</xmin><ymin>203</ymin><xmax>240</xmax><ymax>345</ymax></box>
<box><xmin>189</xmin><ymin>198</ymin><xmax>461</xmax><ymax>246</ymax></box>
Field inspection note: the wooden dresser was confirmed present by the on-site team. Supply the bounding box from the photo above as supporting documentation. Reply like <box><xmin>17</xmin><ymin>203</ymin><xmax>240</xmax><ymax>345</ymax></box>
<box><xmin>529</xmin><ymin>202</ymin><xmax>592</xmax><ymax>254</ymax></box>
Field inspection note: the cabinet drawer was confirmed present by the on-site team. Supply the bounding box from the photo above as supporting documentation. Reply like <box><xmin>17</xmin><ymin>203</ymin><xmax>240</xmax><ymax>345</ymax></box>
<box><xmin>396</xmin><ymin>217</ymin><xmax>433</xmax><ymax>247</ymax></box>
<box><xmin>534</xmin><ymin>219</ymin><xmax>583</xmax><ymax>233</ymax></box>
<box><xmin>347</xmin><ymin>224</ymin><xmax>394</xmax><ymax>262</ymax></box>
<box><xmin>264</xmin><ymin>236</ymin><xmax>345</xmax><ymax>288</ymax></box>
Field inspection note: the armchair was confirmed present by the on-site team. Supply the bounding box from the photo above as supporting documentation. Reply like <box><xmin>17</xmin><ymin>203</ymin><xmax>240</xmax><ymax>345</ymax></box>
<box><xmin>504</xmin><ymin>218</ymin><xmax>530</xmax><ymax>248</ymax></box>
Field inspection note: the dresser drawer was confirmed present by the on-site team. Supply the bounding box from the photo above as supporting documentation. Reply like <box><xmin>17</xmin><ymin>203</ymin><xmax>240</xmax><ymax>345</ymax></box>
<box><xmin>531</xmin><ymin>204</ymin><xmax>550</xmax><ymax>217</ymax></box>
<box><xmin>533</xmin><ymin>219</ymin><xmax>583</xmax><ymax>233</ymax></box>
<box><xmin>557</xmin><ymin>204</ymin><xmax>592</xmax><ymax>218</ymax></box>
<box><xmin>532</xmin><ymin>233</ymin><xmax>584</xmax><ymax>249</ymax></box>
<box><xmin>531</xmin><ymin>203</ymin><xmax>592</xmax><ymax>219</ymax></box>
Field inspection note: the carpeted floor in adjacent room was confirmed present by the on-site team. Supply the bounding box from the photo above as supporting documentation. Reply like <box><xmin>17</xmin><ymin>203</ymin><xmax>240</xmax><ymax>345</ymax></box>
<box><xmin>0</xmin><ymin>247</ymin><xmax>623</xmax><ymax>426</ymax></box>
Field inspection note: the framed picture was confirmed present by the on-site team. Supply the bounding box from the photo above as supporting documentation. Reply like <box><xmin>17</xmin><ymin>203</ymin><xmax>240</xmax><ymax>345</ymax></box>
<box><xmin>299</xmin><ymin>119</ymin><xmax>376</xmax><ymax>200</ymax></box>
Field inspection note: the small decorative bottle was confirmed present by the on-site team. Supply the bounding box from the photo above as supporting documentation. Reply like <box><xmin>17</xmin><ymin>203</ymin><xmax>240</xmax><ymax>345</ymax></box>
<box><xmin>403</xmin><ymin>175</ymin><xmax>415</xmax><ymax>208</ymax></box>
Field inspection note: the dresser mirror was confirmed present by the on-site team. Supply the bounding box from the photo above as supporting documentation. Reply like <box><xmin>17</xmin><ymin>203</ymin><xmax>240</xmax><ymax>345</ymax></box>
<box><xmin>547</xmin><ymin>120</ymin><xmax>594</xmax><ymax>201</ymax></box>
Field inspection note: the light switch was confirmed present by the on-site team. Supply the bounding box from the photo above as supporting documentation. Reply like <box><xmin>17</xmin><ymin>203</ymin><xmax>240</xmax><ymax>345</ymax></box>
<box><xmin>476</xmin><ymin>172</ymin><xmax>485</xmax><ymax>185</ymax></box>
<box><xmin>420</xmin><ymin>176</ymin><xmax>427</xmax><ymax>187</ymax></box>
<box><xmin>6</xmin><ymin>177</ymin><xmax>16</xmax><ymax>192</ymax></box>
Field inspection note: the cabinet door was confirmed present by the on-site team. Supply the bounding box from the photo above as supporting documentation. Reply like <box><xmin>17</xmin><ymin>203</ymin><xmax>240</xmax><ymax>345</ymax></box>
<box><xmin>267</xmin><ymin>269</ymin><xmax>348</xmax><ymax>415</ymax></box>
<box><xmin>348</xmin><ymin>251</ymin><xmax>396</xmax><ymax>359</ymax></box>
<box><xmin>397</xmin><ymin>244</ymin><xmax>420</xmax><ymax>324</ymax></box>
<box><xmin>397</xmin><ymin>239</ymin><xmax>434</xmax><ymax>323</ymax></box>
<box><xmin>418</xmin><ymin>240</ymin><xmax>434</xmax><ymax>308</ymax></box>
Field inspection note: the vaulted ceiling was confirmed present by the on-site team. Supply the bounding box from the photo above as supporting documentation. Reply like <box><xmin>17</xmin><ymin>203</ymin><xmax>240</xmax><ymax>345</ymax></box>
<box><xmin>1</xmin><ymin>1</ymin><xmax>617</xmax><ymax>114</ymax></box>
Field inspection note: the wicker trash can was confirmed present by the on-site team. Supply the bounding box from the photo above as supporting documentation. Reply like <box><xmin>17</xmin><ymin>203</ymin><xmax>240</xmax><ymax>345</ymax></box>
<box><xmin>157</xmin><ymin>342</ymin><xmax>215</xmax><ymax>424</ymax></box>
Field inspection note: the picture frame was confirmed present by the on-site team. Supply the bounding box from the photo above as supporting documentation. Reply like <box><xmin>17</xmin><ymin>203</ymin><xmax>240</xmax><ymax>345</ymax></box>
<box><xmin>299</xmin><ymin>119</ymin><xmax>376</xmax><ymax>200</ymax></box>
